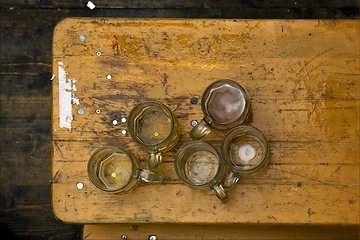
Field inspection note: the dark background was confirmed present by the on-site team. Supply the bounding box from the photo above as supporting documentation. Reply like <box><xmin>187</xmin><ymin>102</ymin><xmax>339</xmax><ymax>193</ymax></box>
<box><xmin>0</xmin><ymin>1</ymin><xmax>359</xmax><ymax>239</ymax></box>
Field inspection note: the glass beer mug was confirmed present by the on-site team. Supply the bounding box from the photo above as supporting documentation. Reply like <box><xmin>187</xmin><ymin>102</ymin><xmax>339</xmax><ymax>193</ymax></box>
<box><xmin>174</xmin><ymin>141</ymin><xmax>229</xmax><ymax>203</ymax></box>
<box><xmin>87</xmin><ymin>146</ymin><xmax>162</xmax><ymax>193</ymax></box>
<box><xmin>190</xmin><ymin>79</ymin><xmax>251</xmax><ymax>140</ymax></box>
<box><xmin>221</xmin><ymin>126</ymin><xmax>269</xmax><ymax>190</ymax></box>
<box><xmin>127</xmin><ymin>101</ymin><xmax>180</xmax><ymax>182</ymax></box>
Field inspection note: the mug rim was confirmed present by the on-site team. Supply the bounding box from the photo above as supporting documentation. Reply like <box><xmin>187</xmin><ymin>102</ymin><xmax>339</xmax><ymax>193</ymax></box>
<box><xmin>174</xmin><ymin>140</ymin><xmax>224</xmax><ymax>188</ymax></box>
<box><xmin>87</xmin><ymin>146</ymin><xmax>138</xmax><ymax>193</ymax></box>
<box><xmin>201</xmin><ymin>79</ymin><xmax>251</xmax><ymax>129</ymax></box>
<box><xmin>221</xmin><ymin>125</ymin><xmax>269</xmax><ymax>174</ymax></box>
<box><xmin>127</xmin><ymin>100</ymin><xmax>179</xmax><ymax>151</ymax></box>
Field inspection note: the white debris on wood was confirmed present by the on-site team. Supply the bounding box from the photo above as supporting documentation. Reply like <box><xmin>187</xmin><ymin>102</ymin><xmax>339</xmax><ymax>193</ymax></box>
<box><xmin>58</xmin><ymin>62</ymin><xmax>79</xmax><ymax>130</ymax></box>
<box><xmin>87</xmin><ymin>1</ymin><xmax>96</xmax><ymax>10</ymax></box>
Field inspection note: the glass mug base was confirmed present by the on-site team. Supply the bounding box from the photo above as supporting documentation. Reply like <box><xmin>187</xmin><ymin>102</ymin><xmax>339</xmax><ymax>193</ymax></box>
<box><xmin>87</xmin><ymin>146</ymin><xmax>163</xmax><ymax>194</ymax></box>
<box><xmin>221</xmin><ymin>126</ymin><xmax>270</xmax><ymax>189</ymax></box>
<box><xmin>190</xmin><ymin>79</ymin><xmax>251</xmax><ymax>140</ymax></box>
<box><xmin>175</xmin><ymin>141</ymin><xmax>229</xmax><ymax>203</ymax></box>
<box><xmin>127</xmin><ymin>101</ymin><xmax>180</xmax><ymax>182</ymax></box>
<box><xmin>87</xmin><ymin>146</ymin><xmax>140</xmax><ymax>194</ymax></box>
<box><xmin>127</xmin><ymin>101</ymin><xmax>180</xmax><ymax>153</ymax></box>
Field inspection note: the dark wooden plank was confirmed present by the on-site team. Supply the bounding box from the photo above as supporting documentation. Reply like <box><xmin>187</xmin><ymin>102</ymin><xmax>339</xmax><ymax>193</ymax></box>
<box><xmin>0</xmin><ymin>6</ymin><xmax>359</xmax><ymax>20</ymax></box>
<box><xmin>0</xmin><ymin>7</ymin><xmax>84</xmax><ymax>240</ymax></box>
<box><xmin>82</xmin><ymin>223</ymin><xmax>359</xmax><ymax>240</ymax></box>
<box><xmin>2</xmin><ymin>0</ymin><xmax>360</xmax><ymax>9</ymax></box>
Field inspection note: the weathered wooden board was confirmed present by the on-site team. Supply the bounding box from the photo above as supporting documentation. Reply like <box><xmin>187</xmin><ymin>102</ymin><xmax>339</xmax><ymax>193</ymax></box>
<box><xmin>4</xmin><ymin>0</ymin><xmax>360</xmax><ymax>8</ymax></box>
<box><xmin>51</xmin><ymin>19</ymin><xmax>359</xmax><ymax>224</ymax></box>
<box><xmin>82</xmin><ymin>223</ymin><xmax>359</xmax><ymax>240</ymax></box>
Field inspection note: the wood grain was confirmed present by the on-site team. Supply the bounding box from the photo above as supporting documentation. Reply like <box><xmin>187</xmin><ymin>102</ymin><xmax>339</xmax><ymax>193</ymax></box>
<box><xmin>82</xmin><ymin>223</ymin><xmax>359</xmax><ymax>240</ymax></box>
<box><xmin>1</xmin><ymin>2</ymin><xmax>358</xmax><ymax>239</ymax></box>
<box><xmin>51</xmin><ymin>19</ymin><xmax>359</xmax><ymax>224</ymax></box>
<box><xmin>3</xmin><ymin>0</ymin><xmax>360</xmax><ymax>9</ymax></box>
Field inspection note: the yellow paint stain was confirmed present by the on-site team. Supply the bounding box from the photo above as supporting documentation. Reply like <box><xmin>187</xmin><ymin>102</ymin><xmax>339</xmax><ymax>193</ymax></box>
<box><xmin>111</xmin><ymin>172</ymin><xmax>117</xmax><ymax>178</ymax></box>
<box><xmin>154</xmin><ymin>132</ymin><xmax>159</xmax><ymax>137</ymax></box>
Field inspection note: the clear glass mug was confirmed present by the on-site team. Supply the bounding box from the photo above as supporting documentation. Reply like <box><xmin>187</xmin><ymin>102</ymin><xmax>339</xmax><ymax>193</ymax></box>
<box><xmin>174</xmin><ymin>141</ymin><xmax>229</xmax><ymax>203</ymax></box>
<box><xmin>87</xmin><ymin>146</ymin><xmax>162</xmax><ymax>194</ymax></box>
<box><xmin>127</xmin><ymin>101</ymin><xmax>180</xmax><ymax>182</ymax></box>
<box><xmin>190</xmin><ymin>79</ymin><xmax>251</xmax><ymax>140</ymax></box>
<box><xmin>221</xmin><ymin>126</ymin><xmax>269</xmax><ymax>190</ymax></box>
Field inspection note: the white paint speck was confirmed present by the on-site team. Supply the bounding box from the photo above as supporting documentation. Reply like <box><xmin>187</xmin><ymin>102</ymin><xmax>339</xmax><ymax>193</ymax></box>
<box><xmin>58</xmin><ymin>62</ymin><xmax>79</xmax><ymax>130</ymax></box>
<box><xmin>112</xmin><ymin>120</ymin><xmax>118</xmax><ymax>125</ymax></box>
<box><xmin>76</xmin><ymin>182</ymin><xmax>84</xmax><ymax>190</ymax></box>
<box><xmin>190</xmin><ymin>120</ymin><xmax>198</xmax><ymax>127</ymax></box>
<box><xmin>87</xmin><ymin>1</ymin><xmax>96</xmax><ymax>9</ymax></box>
<box><xmin>121</xmin><ymin>130</ymin><xmax>127</xmax><ymax>135</ymax></box>
<box><xmin>77</xmin><ymin>108</ymin><xmax>85</xmax><ymax>115</ymax></box>
<box><xmin>79</xmin><ymin>34</ymin><xmax>86</xmax><ymax>42</ymax></box>
<box><xmin>106</xmin><ymin>74</ymin><xmax>112</xmax><ymax>80</ymax></box>
<box><xmin>121</xmin><ymin>117</ymin><xmax>127</xmax><ymax>123</ymax></box>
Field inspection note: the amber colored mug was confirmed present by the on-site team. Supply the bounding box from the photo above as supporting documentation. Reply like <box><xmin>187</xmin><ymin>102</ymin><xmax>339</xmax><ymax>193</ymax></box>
<box><xmin>190</xmin><ymin>79</ymin><xmax>251</xmax><ymax>140</ymax></box>
<box><xmin>87</xmin><ymin>146</ymin><xmax>162</xmax><ymax>194</ymax></box>
<box><xmin>174</xmin><ymin>141</ymin><xmax>229</xmax><ymax>203</ymax></box>
<box><xmin>127</xmin><ymin>101</ymin><xmax>180</xmax><ymax>182</ymax></box>
<box><xmin>221</xmin><ymin>126</ymin><xmax>270</xmax><ymax>190</ymax></box>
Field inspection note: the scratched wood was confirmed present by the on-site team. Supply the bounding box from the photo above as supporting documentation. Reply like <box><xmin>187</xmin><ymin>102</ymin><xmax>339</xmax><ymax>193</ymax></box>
<box><xmin>81</xmin><ymin>223</ymin><xmax>359</xmax><ymax>240</ymax></box>
<box><xmin>51</xmin><ymin>19</ymin><xmax>359</xmax><ymax>224</ymax></box>
<box><xmin>4</xmin><ymin>0</ymin><xmax>360</xmax><ymax>8</ymax></box>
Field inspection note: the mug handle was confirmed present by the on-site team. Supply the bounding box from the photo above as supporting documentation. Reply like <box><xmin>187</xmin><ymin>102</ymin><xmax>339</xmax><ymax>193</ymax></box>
<box><xmin>210</xmin><ymin>183</ymin><xmax>230</xmax><ymax>204</ymax></box>
<box><xmin>190</xmin><ymin>119</ymin><xmax>212</xmax><ymax>140</ymax></box>
<box><xmin>139</xmin><ymin>152</ymin><xmax>164</xmax><ymax>183</ymax></box>
<box><xmin>223</xmin><ymin>171</ymin><xmax>240</xmax><ymax>190</ymax></box>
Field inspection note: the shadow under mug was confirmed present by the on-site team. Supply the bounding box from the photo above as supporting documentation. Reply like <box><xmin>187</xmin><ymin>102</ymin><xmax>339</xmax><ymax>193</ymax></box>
<box><xmin>174</xmin><ymin>141</ymin><xmax>229</xmax><ymax>203</ymax></box>
<box><xmin>87</xmin><ymin>146</ymin><xmax>162</xmax><ymax>194</ymax></box>
<box><xmin>221</xmin><ymin>126</ymin><xmax>270</xmax><ymax>190</ymax></box>
<box><xmin>127</xmin><ymin>101</ymin><xmax>180</xmax><ymax>182</ymax></box>
<box><xmin>190</xmin><ymin>79</ymin><xmax>251</xmax><ymax>140</ymax></box>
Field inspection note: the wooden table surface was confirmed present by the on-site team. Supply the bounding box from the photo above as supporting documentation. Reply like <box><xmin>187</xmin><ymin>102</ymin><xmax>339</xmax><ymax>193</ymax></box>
<box><xmin>81</xmin><ymin>223</ymin><xmax>359</xmax><ymax>240</ymax></box>
<box><xmin>51</xmin><ymin>18</ymin><xmax>359</xmax><ymax>224</ymax></box>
